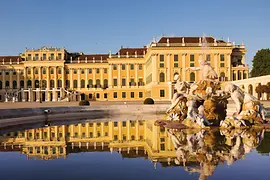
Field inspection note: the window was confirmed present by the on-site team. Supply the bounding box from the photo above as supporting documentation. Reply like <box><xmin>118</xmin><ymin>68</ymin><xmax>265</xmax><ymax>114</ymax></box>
<box><xmin>174</xmin><ymin>54</ymin><xmax>178</xmax><ymax>67</ymax></box>
<box><xmin>139</xmin><ymin>92</ymin><xmax>143</xmax><ymax>98</ymax></box>
<box><xmin>42</xmin><ymin>54</ymin><xmax>46</xmax><ymax>60</ymax></box>
<box><xmin>73</xmin><ymin>69</ymin><xmax>77</xmax><ymax>74</ymax></box>
<box><xmin>122</xmin><ymin>64</ymin><xmax>125</xmax><ymax>70</ymax></box>
<box><xmin>122</xmin><ymin>78</ymin><xmax>126</xmax><ymax>86</ymax></box>
<box><xmin>5</xmin><ymin>71</ymin><xmax>9</xmax><ymax>75</ymax></box>
<box><xmin>131</xmin><ymin>135</ymin><xmax>135</xmax><ymax>140</ymax></box>
<box><xmin>50</xmin><ymin>53</ymin><xmax>54</xmax><ymax>60</ymax></box>
<box><xmin>50</xmin><ymin>80</ymin><xmax>54</xmax><ymax>88</ymax></box>
<box><xmin>104</xmin><ymin>68</ymin><xmax>107</xmax><ymax>73</ymax></box>
<box><xmin>0</xmin><ymin>81</ymin><xmax>2</xmax><ymax>89</ymax></box>
<box><xmin>113</xmin><ymin>92</ymin><xmax>117</xmax><ymax>98</ymax></box>
<box><xmin>96</xmin><ymin>79</ymin><xmax>101</xmax><ymax>88</ymax></box>
<box><xmin>88</xmin><ymin>79</ymin><xmax>93</xmax><ymax>88</ymax></box>
<box><xmin>122</xmin><ymin>121</ymin><xmax>126</xmax><ymax>127</ymax></box>
<box><xmin>81</xmin><ymin>79</ymin><xmax>85</xmax><ymax>88</ymax></box>
<box><xmin>35</xmin><ymin>80</ymin><xmax>39</xmax><ymax>88</ymax></box>
<box><xmin>27</xmin><ymin>80</ymin><xmax>31</xmax><ymax>88</ymax></box>
<box><xmin>130</xmin><ymin>92</ymin><xmax>134</xmax><ymax>98</ymax></box>
<box><xmin>96</xmin><ymin>93</ymin><xmax>100</xmax><ymax>99</ymax></box>
<box><xmin>35</xmin><ymin>54</ymin><xmax>39</xmax><ymax>60</ymax></box>
<box><xmin>220</xmin><ymin>63</ymin><xmax>225</xmax><ymax>67</ymax></box>
<box><xmin>42</xmin><ymin>80</ymin><xmax>47</xmax><ymax>88</ymax></box>
<box><xmin>160</xmin><ymin>89</ymin><xmax>165</xmax><ymax>97</ymax></box>
<box><xmin>190</xmin><ymin>54</ymin><xmax>195</xmax><ymax>67</ymax></box>
<box><xmin>219</xmin><ymin>72</ymin><xmax>225</xmax><ymax>81</ymax></box>
<box><xmin>114</xmin><ymin>135</ymin><xmax>118</xmax><ymax>141</ymax></box>
<box><xmin>34</xmin><ymin>68</ymin><xmax>38</xmax><ymax>74</ymax></box>
<box><xmin>113</xmin><ymin>64</ymin><xmax>117</xmax><ymax>70</ymax></box>
<box><xmin>27</xmin><ymin>54</ymin><xmax>32</xmax><ymax>60</ymax></box>
<box><xmin>20</xmin><ymin>80</ymin><xmax>24</xmax><ymax>88</ymax></box>
<box><xmin>113</xmin><ymin>78</ymin><xmax>117</xmax><ymax>86</ymax></box>
<box><xmin>58</xmin><ymin>53</ymin><xmax>62</xmax><ymax>60</ymax></box>
<box><xmin>73</xmin><ymin>80</ymin><xmax>78</xmax><ymax>88</ymax></box>
<box><xmin>13</xmin><ymin>71</ymin><xmax>16</xmax><ymax>75</ymax></box>
<box><xmin>88</xmin><ymin>68</ymin><xmax>92</xmax><ymax>74</ymax></box>
<box><xmin>66</xmin><ymin>69</ymin><xmax>69</xmax><ymax>74</ymax></box>
<box><xmin>81</xmin><ymin>69</ymin><xmax>84</xmax><ymax>74</ymax></box>
<box><xmin>160</xmin><ymin>144</ymin><xmax>165</xmax><ymax>151</ymax></box>
<box><xmin>206</xmin><ymin>54</ymin><xmax>211</xmax><ymax>62</ymax></box>
<box><xmin>160</xmin><ymin>54</ymin><xmax>164</xmax><ymax>68</ymax></box>
<box><xmin>122</xmin><ymin>92</ymin><xmax>126</xmax><ymax>98</ymax></box>
<box><xmin>96</xmin><ymin>68</ymin><xmax>100</xmax><ymax>74</ymax></box>
<box><xmin>130</xmin><ymin>78</ymin><xmax>135</xmax><ymax>86</ymax></box>
<box><xmin>159</xmin><ymin>72</ymin><xmax>165</xmax><ymax>82</ymax></box>
<box><xmin>50</xmin><ymin>68</ymin><xmax>54</xmax><ymax>74</ymax></box>
<box><xmin>138</xmin><ymin>78</ymin><xmax>144</xmax><ymax>86</ymax></box>
<box><xmin>104</xmin><ymin>79</ymin><xmax>108</xmax><ymax>88</ymax></box>
<box><xmin>27</xmin><ymin>69</ymin><xmax>31</xmax><ymax>75</ymax></box>
<box><xmin>130</xmin><ymin>64</ymin><xmax>134</xmax><ymax>70</ymax></box>
<box><xmin>190</xmin><ymin>72</ymin><xmax>195</xmax><ymax>82</ymax></box>
<box><xmin>138</xmin><ymin>64</ymin><xmax>143</xmax><ymax>70</ymax></box>
<box><xmin>13</xmin><ymin>81</ymin><xmax>17</xmax><ymax>89</ymax></box>
<box><xmin>65</xmin><ymin>80</ymin><xmax>70</xmax><ymax>88</ymax></box>
<box><xmin>0</xmin><ymin>72</ymin><xmax>2</xmax><ymax>75</ymax></box>
<box><xmin>104</xmin><ymin>93</ymin><xmax>108</xmax><ymax>99</ymax></box>
<box><xmin>220</xmin><ymin>54</ymin><xmax>225</xmax><ymax>61</ymax></box>
<box><xmin>114</xmin><ymin>122</ymin><xmax>118</xmax><ymax>127</ymax></box>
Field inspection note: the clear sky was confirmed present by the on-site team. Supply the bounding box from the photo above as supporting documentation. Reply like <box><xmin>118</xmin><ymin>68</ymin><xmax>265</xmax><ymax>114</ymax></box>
<box><xmin>0</xmin><ymin>0</ymin><xmax>269</xmax><ymax>67</ymax></box>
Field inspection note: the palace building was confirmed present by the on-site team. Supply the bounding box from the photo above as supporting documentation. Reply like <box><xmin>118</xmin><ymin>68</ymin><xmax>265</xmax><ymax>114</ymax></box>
<box><xmin>0</xmin><ymin>36</ymin><xmax>248</xmax><ymax>102</ymax></box>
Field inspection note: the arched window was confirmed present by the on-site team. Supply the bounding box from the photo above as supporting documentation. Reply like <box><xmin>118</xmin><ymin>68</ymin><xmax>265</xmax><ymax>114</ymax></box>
<box><xmin>20</xmin><ymin>80</ymin><xmax>24</xmax><ymax>88</ymax></box>
<box><xmin>34</xmin><ymin>68</ymin><xmax>38</xmax><ymax>74</ymax></box>
<box><xmin>35</xmin><ymin>80</ymin><xmax>39</xmax><ymax>88</ymax></box>
<box><xmin>66</xmin><ymin>80</ymin><xmax>70</xmax><ymax>88</ymax></box>
<box><xmin>5</xmin><ymin>81</ymin><xmax>10</xmax><ymax>88</ymax></box>
<box><xmin>220</xmin><ymin>72</ymin><xmax>225</xmax><ymax>81</ymax></box>
<box><xmin>159</xmin><ymin>72</ymin><xmax>165</xmax><ymax>82</ymax></box>
<box><xmin>50</xmin><ymin>68</ymin><xmax>54</xmax><ymax>74</ymax></box>
<box><xmin>88</xmin><ymin>79</ymin><xmax>93</xmax><ymax>88</ymax></box>
<box><xmin>190</xmin><ymin>72</ymin><xmax>195</xmax><ymax>82</ymax></box>
<box><xmin>104</xmin><ymin>79</ymin><xmax>108</xmax><ymax>88</ymax></box>
<box><xmin>73</xmin><ymin>80</ymin><xmax>78</xmax><ymax>88</ymax></box>
<box><xmin>81</xmin><ymin>79</ymin><xmax>85</xmax><ymax>88</ymax></box>
<box><xmin>41</xmin><ymin>80</ymin><xmax>47</xmax><ymax>88</ymax></box>
<box><xmin>96</xmin><ymin>79</ymin><xmax>101</xmax><ymax>88</ymax></box>
<box><xmin>27</xmin><ymin>80</ymin><xmax>32</xmax><ymax>88</ymax></box>
<box><xmin>50</xmin><ymin>80</ymin><xmax>54</xmax><ymax>88</ymax></box>
<box><xmin>57</xmin><ymin>80</ymin><xmax>62</xmax><ymax>88</ymax></box>
<box><xmin>0</xmin><ymin>81</ymin><xmax>2</xmax><ymax>89</ymax></box>
<box><xmin>13</xmin><ymin>81</ymin><xmax>17</xmax><ymax>89</ymax></box>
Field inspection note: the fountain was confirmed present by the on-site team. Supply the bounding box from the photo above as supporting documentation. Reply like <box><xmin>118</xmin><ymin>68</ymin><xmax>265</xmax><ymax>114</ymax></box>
<box><xmin>160</xmin><ymin>34</ymin><xmax>268</xmax><ymax>129</ymax></box>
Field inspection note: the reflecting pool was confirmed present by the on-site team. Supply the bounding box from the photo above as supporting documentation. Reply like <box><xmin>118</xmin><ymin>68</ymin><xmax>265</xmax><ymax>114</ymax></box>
<box><xmin>1</xmin><ymin>119</ymin><xmax>270</xmax><ymax>180</ymax></box>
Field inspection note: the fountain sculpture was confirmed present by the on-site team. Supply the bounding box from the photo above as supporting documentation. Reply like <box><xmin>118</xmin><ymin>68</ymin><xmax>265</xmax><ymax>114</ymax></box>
<box><xmin>161</xmin><ymin>34</ymin><xmax>267</xmax><ymax>129</ymax></box>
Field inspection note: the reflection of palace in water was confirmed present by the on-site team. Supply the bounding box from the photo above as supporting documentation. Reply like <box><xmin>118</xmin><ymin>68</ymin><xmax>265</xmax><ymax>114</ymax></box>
<box><xmin>0</xmin><ymin>120</ymin><xmax>267</xmax><ymax>179</ymax></box>
<box><xmin>0</xmin><ymin>120</ymin><xmax>177</xmax><ymax>163</ymax></box>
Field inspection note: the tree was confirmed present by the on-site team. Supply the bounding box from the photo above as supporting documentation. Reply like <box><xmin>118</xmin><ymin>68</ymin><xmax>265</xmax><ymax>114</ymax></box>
<box><xmin>251</xmin><ymin>49</ymin><xmax>270</xmax><ymax>77</ymax></box>
<box><xmin>255</xmin><ymin>83</ymin><xmax>263</xmax><ymax>99</ymax></box>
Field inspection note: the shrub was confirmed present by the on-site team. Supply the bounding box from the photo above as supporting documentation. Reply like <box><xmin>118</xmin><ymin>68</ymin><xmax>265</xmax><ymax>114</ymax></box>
<box><xmin>143</xmin><ymin>98</ymin><xmax>154</xmax><ymax>104</ymax></box>
<box><xmin>79</xmin><ymin>100</ymin><xmax>90</xmax><ymax>106</ymax></box>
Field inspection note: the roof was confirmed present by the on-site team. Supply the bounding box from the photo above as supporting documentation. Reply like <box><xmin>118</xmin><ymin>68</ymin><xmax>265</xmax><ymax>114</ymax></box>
<box><xmin>158</xmin><ymin>37</ymin><xmax>226</xmax><ymax>43</ymax></box>
<box><xmin>0</xmin><ymin>56</ymin><xmax>22</xmax><ymax>63</ymax></box>
<box><xmin>116</xmin><ymin>47</ymin><xmax>147</xmax><ymax>55</ymax></box>
<box><xmin>69</xmin><ymin>54</ymin><xmax>109</xmax><ymax>63</ymax></box>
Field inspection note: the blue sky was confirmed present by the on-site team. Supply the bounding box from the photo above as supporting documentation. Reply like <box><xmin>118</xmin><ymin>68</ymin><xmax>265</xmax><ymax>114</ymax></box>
<box><xmin>0</xmin><ymin>0</ymin><xmax>269</xmax><ymax>67</ymax></box>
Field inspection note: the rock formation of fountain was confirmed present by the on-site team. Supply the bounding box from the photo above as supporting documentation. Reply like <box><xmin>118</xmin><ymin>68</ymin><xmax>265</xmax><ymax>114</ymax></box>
<box><xmin>164</xmin><ymin>34</ymin><xmax>267</xmax><ymax>129</ymax></box>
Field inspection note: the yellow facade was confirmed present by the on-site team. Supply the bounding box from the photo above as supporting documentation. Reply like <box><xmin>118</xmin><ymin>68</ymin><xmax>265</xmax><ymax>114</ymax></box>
<box><xmin>0</xmin><ymin>36</ymin><xmax>248</xmax><ymax>102</ymax></box>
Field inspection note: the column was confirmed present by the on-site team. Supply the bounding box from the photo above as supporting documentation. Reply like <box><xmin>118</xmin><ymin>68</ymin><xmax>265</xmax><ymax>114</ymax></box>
<box><xmin>181</xmin><ymin>53</ymin><xmax>186</xmax><ymax>81</ymax></box>
<box><xmin>46</xmin><ymin>67</ymin><xmax>50</xmax><ymax>89</ymax></box>
<box><xmin>100</xmin><ymin>68</ymin><xmax>104</xmax><ymax>86</ymax></box>
<box><xmin>227</xmin><ymin>53</ymin><xmax>232</xmax><ymax>81</ymax></box>
<box><xmin>70</xmin><ymin>69</ymin><xmax>73</xmax><ymax>89</ymax></box>
<box><xmin>93</xmin><ymin>68</ymin><xmax>96</xmax><ymax>86</ymax></box>
<box><xmin>61</xmin><ymin>67</ymin><xmax>65</xmax><ymax>88</ymax></box>
<box><xmin>2</xmin><ymin>69</ymin><xmax>6</xmax><ymax>89</ymax></box>
<box><xmin>126</xmin><ymin>64</ymin><xmax>130</xmax><ymax>87</ymax></box>
<box><xmin>36</xmin><ymin>88</ymin><xmax>40</xmax><ymax>102</ymax></box>
<box><xmin>24</xmin><ymin>68</ymin><xmax>27</xmax><ymax>89</ymax></box>
<box><xmin>108</xmin><ymin>64</ymin><xmax>113</xmax><ymax>88</ymax></box>
<box><xmin>31</xmin><ymin>67</ymin><xmax>34</xmax><ymax>88</ymax></box>
<box><xmin>78</xmin><ymin>68</ymin><xmax>81</xmax><ymax>90</ymax></box>
<box><xmin>166</xmin><ymin>54</ymin><xmax>171</xmax><ymax>82</ymax></box>
<box><xmin>54</xmin><ymin>67</ymin><xmax>57</xmax><ymax>88</ymax></box>
<box><xmin>135</xmin><ymin>64</ymin><xmax>138</xmax><ymax>86</ymax></box>
<box><xmin>86</xmin><ymin>123</ymin><xmax>89</xmax><ymax>138</ymax></box>
<box><xmin>214</xmin><ymin>54</ymin><xmax>218</xmax><ymax>75</ymax></box>
<box><xmin>93</xmin><ymin>123</ymin><xmax>97</xmax><ymax>137</ymax></box>
<box><xmin>52</xmin><ymin>88</ymin><xmax>56</xmax><ymax>102</ymax></box>
<box><xmin>85</xmin><ymin>68</ymin><xmax>88</xmax><ymax>88</ymax></box>
<box><xmin>117</xmin><ymin>64</ymin><xmax>121</xmax><ymax>87</ymax></box>
<box><xmin>9</xmin><ymin>70</ymin><xmax>12</xmax><ymax>89</ymax></box>
<box><xmin>21</xmin><ymin>88</ymin><xmax>25</xmax><ymax>102</ymax></box>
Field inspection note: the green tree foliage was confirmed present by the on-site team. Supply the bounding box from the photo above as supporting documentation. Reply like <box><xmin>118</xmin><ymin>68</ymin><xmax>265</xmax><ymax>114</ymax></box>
<box><xmin>251</xmin><ymin>49</ymin><xmax>270</xmax><ymax>77</ymax></box>
<box><xmin>257</xmin><ymin>132</ymin><xmax>270</xmax><ymax>155</ymax></box>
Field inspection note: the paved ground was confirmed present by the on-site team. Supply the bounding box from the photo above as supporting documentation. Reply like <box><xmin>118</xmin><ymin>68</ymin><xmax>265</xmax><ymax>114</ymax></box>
<box><xmin>0</xmin><ymin>100</ymin><xmax>270</xmax><ymax>109</ymax></box>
